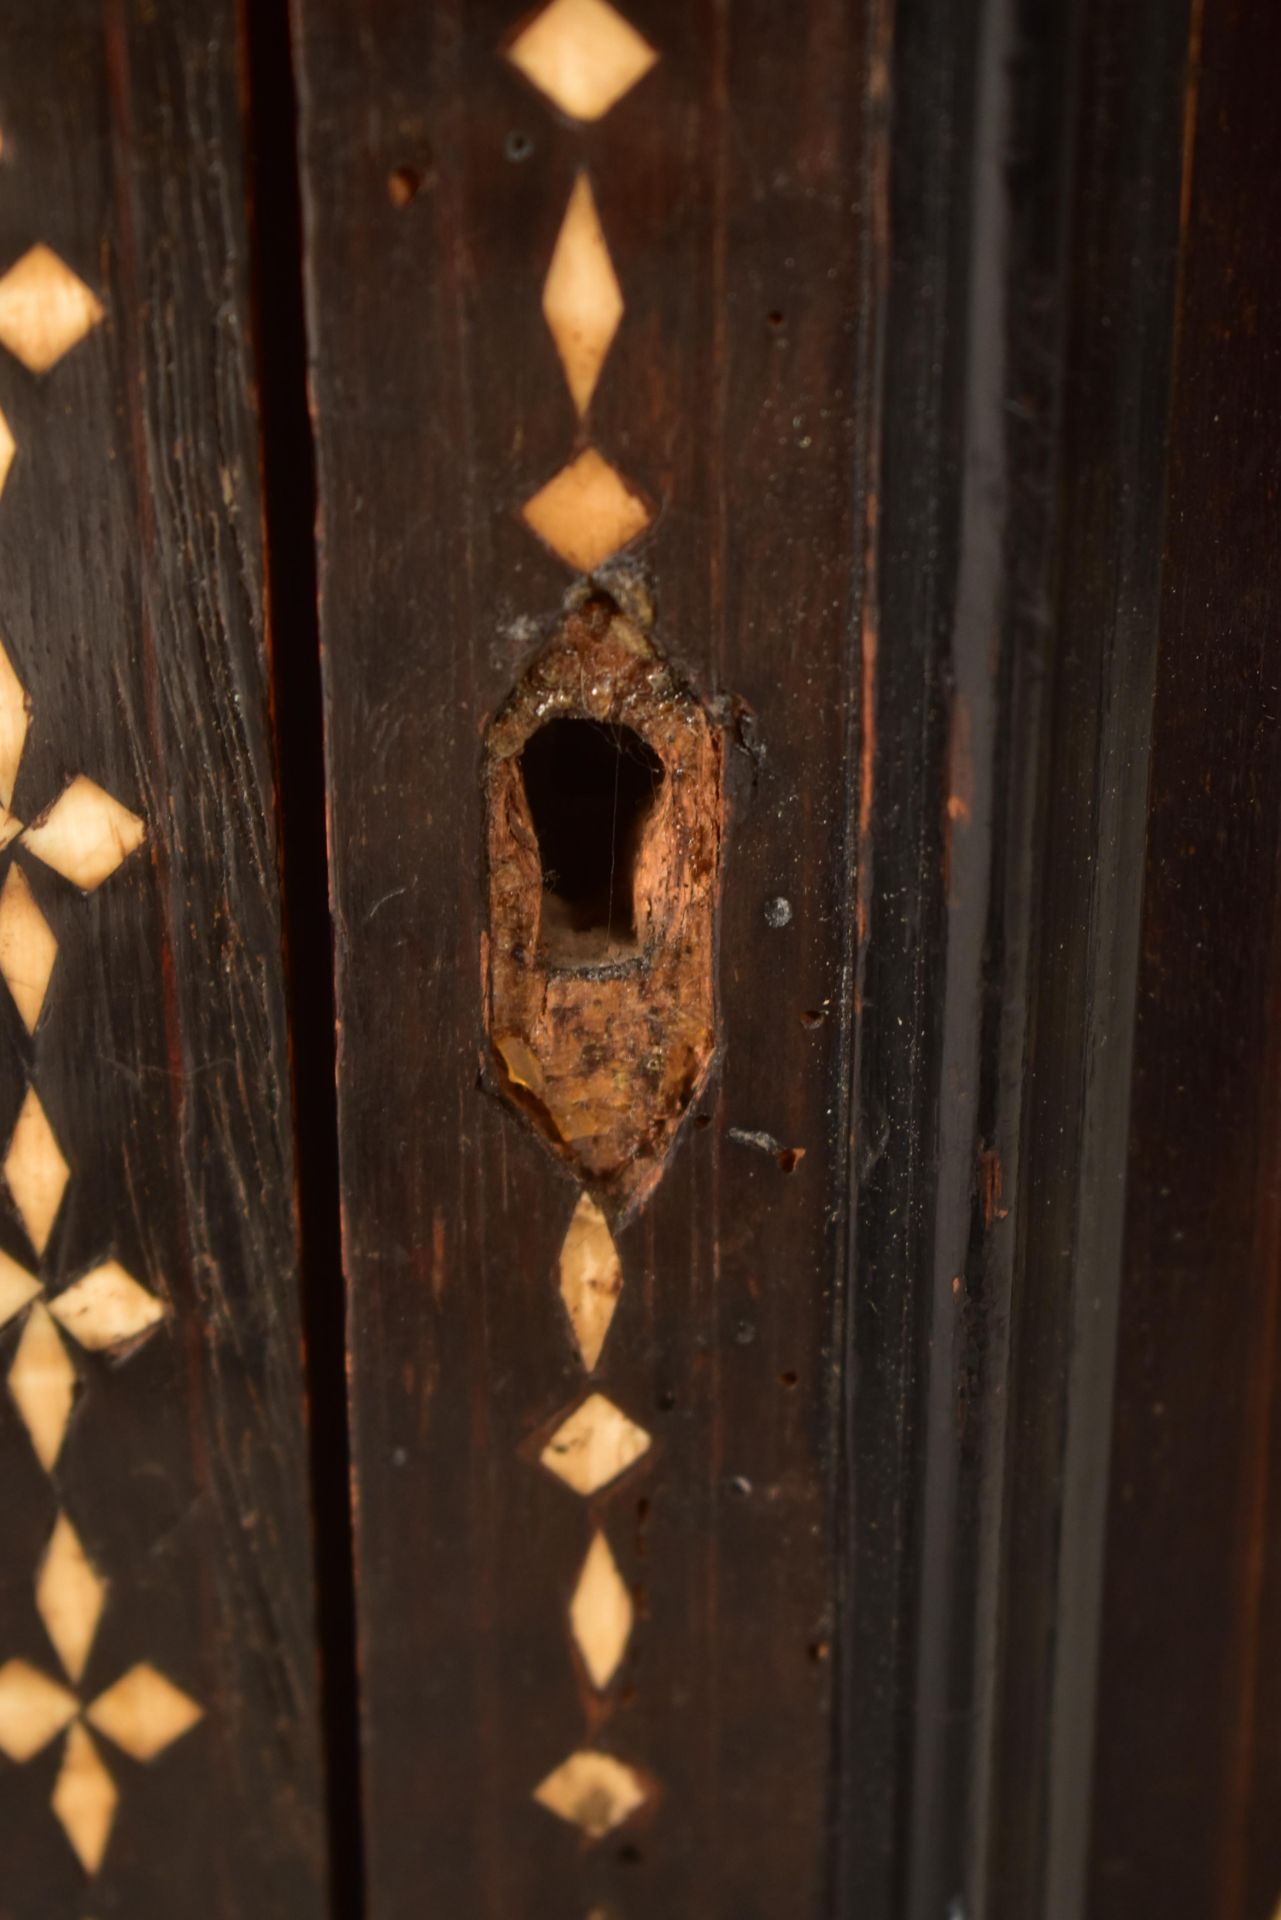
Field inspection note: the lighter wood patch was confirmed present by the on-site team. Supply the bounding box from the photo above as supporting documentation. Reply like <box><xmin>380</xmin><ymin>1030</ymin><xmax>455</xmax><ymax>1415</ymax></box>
<box><xmin>559</xmin><ymin>1193</ymin><xmax>622</xmax><ymax>1371</ymax></box>
<box><xmin>0</xmin><ymin>862</ymin><xmax>57</xmax><ymax>1030</ymax></box>
<box><xmin>0</xmin><ymin>244</ymin><xmax>104</xmax><ymax>374</ymax></box>
<box><xmin>51</xmin><ymin>1722</ymin><xmax>117</xmax><ymax>1873</ymax></box>
<box><xmin>540</xmin><ymin>1391</ymin><xmax>651</xmax><ymax>1496</ymax></box>
<box><xmin>544</xmin><ymin>174</ymin><xmax>623</xmax><ymax>415</ymax></box>
<box><xmin>506</xmin><ymin>0</ymin><xmax>657</xmax><ymax>122</ymax></box>
<box><xmin>570</xmin><ymin>1529</ymin><xmax>633</xmax><ymax>1688</ymax></box>
<box><xmin>521</xmin><ymin>448</ymin><xmax>650</xmax><ymax>573</ymax></box>
<box><xmin>533</xmin><ymin>1748</ymin><xmax>647</xmax><ymax>1837</ymax></box>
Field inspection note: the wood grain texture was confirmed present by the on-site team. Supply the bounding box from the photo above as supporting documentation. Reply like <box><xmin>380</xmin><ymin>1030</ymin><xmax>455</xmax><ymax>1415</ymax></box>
<box><xmin>1088</xmin><ymin>0</ymin><xmax>1281</xmax><ymax>1913</ymax></box>
<box><xmin>295</xmin><ymin>0</ymin><xmax>875</xmax><ymax>1912</ymax></box>
<box><xmin>0</xmin><ymin>5</ymin><xmax>326</xmax><ymax>1913</ymax></box>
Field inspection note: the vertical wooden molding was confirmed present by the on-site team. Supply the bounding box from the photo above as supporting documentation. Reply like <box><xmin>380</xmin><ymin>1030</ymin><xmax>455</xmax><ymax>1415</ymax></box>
<box><xmin>0</xmin><ymin>8</ymin><xmax>326</xmax><ymax>1912</ymax></box>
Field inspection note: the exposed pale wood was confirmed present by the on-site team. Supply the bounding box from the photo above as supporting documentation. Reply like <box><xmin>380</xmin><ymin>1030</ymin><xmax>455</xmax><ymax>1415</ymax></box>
<box><xmin>486</xmin><ymin>603</ymin><xmax>720</xmax><ymax>1209</ymax></box>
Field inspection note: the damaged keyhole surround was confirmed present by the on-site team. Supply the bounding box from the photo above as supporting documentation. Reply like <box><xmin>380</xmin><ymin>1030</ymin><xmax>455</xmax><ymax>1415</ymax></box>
<box><xmin>484</xmin><ymin>597</ymin><xmax>722</xmax><ymax>1214</ymax></box>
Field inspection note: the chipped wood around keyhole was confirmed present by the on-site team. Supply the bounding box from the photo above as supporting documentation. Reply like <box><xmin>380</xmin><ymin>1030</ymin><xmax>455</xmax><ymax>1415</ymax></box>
<box><xmin>483</xmin><ymin>596</ymin><xmax>722</xmax><ymax>1215</ymax></box>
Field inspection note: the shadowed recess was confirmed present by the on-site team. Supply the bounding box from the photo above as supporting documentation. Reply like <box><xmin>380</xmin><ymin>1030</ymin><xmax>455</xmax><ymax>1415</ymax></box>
<box><xmin>520</xmin><ymin>716</ymin><xmax>663</xmax><ymax>965</ymax></box>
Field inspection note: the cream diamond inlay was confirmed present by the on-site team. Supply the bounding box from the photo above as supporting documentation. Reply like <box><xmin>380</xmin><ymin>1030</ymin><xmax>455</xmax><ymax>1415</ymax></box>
<box><xmin>51</xmin><ymin>1721</ymin><xmax>117</xmax><ymax>1874</ymax></box>
<box><xmin>9</xmin><ymin>1300</ymin><xmax>76</xmax><ymax>1470</ymax></box>
<box><xmin>570</xmin><ymin>1529</ymin><xmax>633</xmax><ymax>1688</ymax></box>
<box><xmin>0</xmin><ymin>245</ymin><xmax>104</xmax><ymax>375</ymax></box>
<box><xmin>0</xmin><ymin>1245</ymin><xmax>39</xmax><ymax>1327</ymax></box>
<box><xmin>0</xmin><ymin>633</ymin><xmax>30</xmax><ymax>819</ymax></box>
<box><xmin>540</xmin><ymin>1391</ymin><xmax>651</xmax><ymax>1496</ymax></box>
<box><xmin>0</xmin><ymin>1540</ymin><xmax>202</xmax><ymax>1877</ymax></box>
<box><xmin>87</xmin><ymin>1663</ymin><xmax>203</xmax><ymax>1762</ymax></box>
<box><xmin>0</xmin><ymin>1658</ymin><xmax>77</xmax><ymax>1761</ymax></box>
<box><xmin>50</xmin><ymin>1260</ymin><xmax>165</xmax><ymax>1354</ymax></box>
<box><xmin>21</xmin><ymin>775</ymin><xmax>146</xmax><ymax>892</ymax></box>
<box><xmin>5</xmin><ymin>1085</ymin><xmax>69</xmax><ymax>1255</ymax></box>
<box><xmin>0</xmin><ymin>862</ymin><xmax>57</xmax><ymax>1031</ymax></box>
<box><xmin>544</xmin><ymin>173</ymin><xmax>624</xmax><ymax>416</ymax></box>
<box><xmin>521</xmin><ymin>447</ymin><xmax>651</xmax><ymax>573</ymax></box>
<box><xmin>37</xmin><ymin>1514</ymin><xmax>107</xmax><ymax>1684</ymax></box>
<box><xmin>558</xmin><ymin>1192</ymin><xmax>622</xmax><ymax>1372</ymax></box>
<box><xmin>507</xmin><ymin>0</ymin><xmax>658</xmax><ymax>123</ymax></box>
<box><xmin>533</xmin><ymin>1747</ymin><xmax>648</xmax><ymax>1838</ymax></box>
<box><xmin>0</xmin><ymin>408</ymin><xmax>14</xmax><ymax>505</ymax></box>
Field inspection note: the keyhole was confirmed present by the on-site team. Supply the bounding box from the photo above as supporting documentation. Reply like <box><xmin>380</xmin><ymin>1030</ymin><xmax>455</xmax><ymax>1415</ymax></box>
<box><xmin>519</xmin><ymin>717</ymin><xmax>664</xmax><ymax>965</ymax></box>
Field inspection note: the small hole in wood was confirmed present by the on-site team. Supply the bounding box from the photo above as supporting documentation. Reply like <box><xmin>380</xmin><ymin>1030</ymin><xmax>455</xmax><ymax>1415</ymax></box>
<box><xmin>767</xmin><ymin>309</ymin><xmax>785</xmax><ymax>328</ymax></box>
<box><xmin>800</xmin><ymin>1007</ymin><xmax>826</xmax><ymax>1028</ymax></box>
<box><xmin>693</xmin><ymin>1111</ymin><xmax>713</xmax><ymax>1129</ymax></box>
<box><xmin>521</xmin><ymin>717</ymin><xmax>664</xmax><ymax>966</ymax></box>
<box><xmin>387</xmin><ymin>165</ymin><xmax>423</xmax><ymax>208</ymax></box>
<box><xmin>779</xmin><ymin>1369</ymin><xmax>798</xmax><ymax>1389</ymax></box>
<box><xmin>618</xmin><ymin>1844</ymin><xmax>643</xmax><ymax>1865</ymax></box>
<box><xmin>505</xmin><ymin>129</ymin><xmax>534</xmax><ymax>161</ymax></box>
<box><xmin>777</xmin><ymin>1146</ymin><xmax>806</xmax><ymax>1174</ymax></box>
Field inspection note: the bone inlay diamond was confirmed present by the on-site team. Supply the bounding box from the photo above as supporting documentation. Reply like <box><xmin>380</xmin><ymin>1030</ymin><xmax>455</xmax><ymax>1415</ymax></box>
<box><xmin>0</xmin><ymin>409</ymin><xmax>13</xmax><ymax>504</ymax></box>
<box><xmin>541</xmin><ymin>1391</ymin><xmax>651</xmax><ymax>1495</ymax></box>
<box><xmin>533</xmin><ymin>1748</ymin><xmax>648</xmax><ymax>1838</ymax></box>
<box><xmin>544</xmin><ymin>174</ymin><xmax>624</xmax><ymax>415</ymax></box>
<box><xmin>50</xmin><ymin>1261</ymin><xmax>165</xmax><ymax>1353</ymax></box>
<box><xmin>21</xmin><ymin>775</ymin><xmax>146</xmax><ymax>892</ymax></box>
<box><xmin>0</xmin><ymin>633</ymin><xmax>30</xmax><ymax>815</ymax></box>
<box><xmin>507</xmin><ymin>0</ymin><xmax>658</xmax><ymax>122</ymax></box>
<box><xmin>521</xmin><ymin>447</ymin><xmax>651</xmax><ymax>572</ymax></box>
<box><xmin>0</xmin><ymin>1246</ymin><xmax>39</xmax><ymax>1327</ymax></box>
<box><xmin>0</xmin><ymin>1659</ymin><xmax>77</xmax><ymax>1761</ymax></box>
<box><xmin>0</xmin><ymin>862</ymin><xmax>57</xmax><ymax>1031</ymax></box>
<box><xmin>86</xmin><ymin>1664</ymin><xmax>203</xmax><ymax>1761</ymax></box>
<box><xmin>5</xmin><ymin>1085</ymin><xmax>69</xmax><ymax>1254</ymax></box>
<box><xmin>9</xmin><ymin>1301</ymin><xmax>76</xmax><ymax>1470</ymax></box>
<box><xmin>36</xmin><ymin>1514</ymin><xmax>107</xmax><ymax>1684</ymax></box>
<box><xmin>570</xmin><ymin>1529</ymin><xmax>633</xmax><ymax>1688</ymax></box>
<box><xmin>558</xmin><ymin>1192</ymin><xmax>622</xmax><ymax>1372</ymax></box>
<box><xmin>0</xmin><ymin>245</ymin><xmax>104</xmax><ymax>375</ymax></box>
<box><xmin>51</xmin><ymin>1721</ymin><xmax>117</xmax><ymax>1873</ymax></box>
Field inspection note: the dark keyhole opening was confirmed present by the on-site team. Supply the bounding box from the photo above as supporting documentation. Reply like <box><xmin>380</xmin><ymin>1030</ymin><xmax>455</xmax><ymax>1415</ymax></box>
<box><xmin>520</xmin><ymin>717</ymin><xmax>665</xmax><ymax>965</ymax></box>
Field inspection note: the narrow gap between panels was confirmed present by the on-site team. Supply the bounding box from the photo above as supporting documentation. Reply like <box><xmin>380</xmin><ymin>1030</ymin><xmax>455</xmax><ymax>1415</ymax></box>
<box><xmin>241</xmin><ymin>5</ymin><xmax>366</xmax><ymax>1916</ymax></box>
